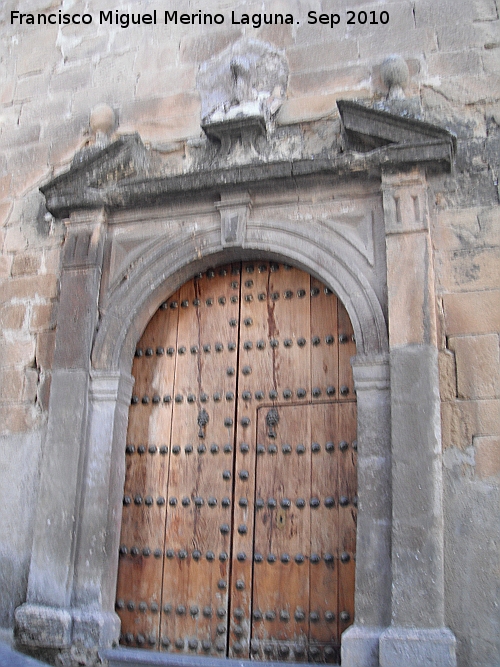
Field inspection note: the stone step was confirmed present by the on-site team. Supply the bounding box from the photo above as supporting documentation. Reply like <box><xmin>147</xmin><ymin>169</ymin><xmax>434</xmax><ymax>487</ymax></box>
<box><xmin>100</xmin><ymin>647</ymin><xmax>340</xmax><ymax>667</ymax></box>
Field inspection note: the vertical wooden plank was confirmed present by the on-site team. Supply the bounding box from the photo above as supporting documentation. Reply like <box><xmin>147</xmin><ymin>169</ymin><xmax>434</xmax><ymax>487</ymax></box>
<box><xmin>337</xmin><ymin>401</ymin><xmax>358</xmax><ymax>638</ymax></box>
<box><xmin>252</xmin><ymin>404</ymin><xmax>311</xmax><ymax>662</ymax></box>
<box><xmin>310</xmin><ymin>279</ymin><xmax>339</xmax><ymax>400</ymax></box>
<box><xmin>232</xmin><ymin>261</ymin><xmax>312</xmax><ymax>660</ymax></box>
<box><xmin>309</xmin><ymin>402</ymin><xmax>341</xmax><ymax>664</ymax></box>
<box><xmin>265</xmin><ymin>263</ymin><xmax>311</xmax><ymax>400</ymax></box>
<box><xmin>160</xmin><ymin>266</ymin><xmax>239</xmax><ymax>656</ymax></box>
<box><xmin>338</xmin><ymin>300</ymin><xmax>356</xmax><ymax>400</ymax></box>
<box><xmin>116</xmin><ymin>296</ymin><xmax>179</xmax><ymax>649</ymax></box>
<box><xmin>230</xmin><ymin>261</ymin><xmax>269</xmax><ymax>659</ymax></box>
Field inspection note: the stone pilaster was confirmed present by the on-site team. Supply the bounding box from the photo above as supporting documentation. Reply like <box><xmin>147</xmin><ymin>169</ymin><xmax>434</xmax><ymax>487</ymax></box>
<box><xmin>342</xmin><ymin>354</ymin><xmax>391</xmax><ymax>667</ymax></box>
<box><xmin>379</xmin><ymin>169</ymin><xmax>456</xmax><ymax>667</ymax></box>
<box><xmin>15</xmin><ymin>211</ymin><xmax>107</xmax><ymax>650</ymax></box>
<box><xmin>71</xmin><ymin>370</ymin><xmax>134</xmax><ymax>647</ymax></box>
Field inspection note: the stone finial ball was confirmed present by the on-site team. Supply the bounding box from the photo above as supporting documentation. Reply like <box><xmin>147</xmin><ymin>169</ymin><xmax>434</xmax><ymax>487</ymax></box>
<box><xmin>90</xmin><ymin>103</ymin><xmax>115</xmax><ymax>135</ymax></box>
<box><xmin>380</xmin><ymin>55</ymin><xmax>410</xmax><ymax>92</ymax></box>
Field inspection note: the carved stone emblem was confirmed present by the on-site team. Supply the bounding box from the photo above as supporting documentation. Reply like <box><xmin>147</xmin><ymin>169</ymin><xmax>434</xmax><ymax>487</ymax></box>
<box><xmin>197</xmin><ymin>38</ymin><xmax>288</xmax><ymax>126</ymax></box>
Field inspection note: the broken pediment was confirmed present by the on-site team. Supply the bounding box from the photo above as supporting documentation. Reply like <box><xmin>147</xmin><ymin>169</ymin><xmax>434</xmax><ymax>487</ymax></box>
<box><xmin>41</xmin><ymin>102</ymin><xmax>455</xmax><ymax>218</ymax></box>
<box><xmin>41</xmin><ymin>133</ymin><xmax>152</xmax><ymax>216</ymax></box>
<box><xmin>337</xmin><ymin>100</ymin><xmax>457</xmax><ymax>153</ymax></box>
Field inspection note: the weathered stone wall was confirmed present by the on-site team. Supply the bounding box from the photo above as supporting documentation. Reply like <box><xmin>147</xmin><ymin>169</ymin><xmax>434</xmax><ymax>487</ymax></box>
<box><xmin>436</xmin><ymin>203</ymin><xmax>500</xmax><ymax>666</ymax></box>
<box><xmin>0</xmin><ymin>0</ymin><xmax>499</xmax><ymax>665</ymax></box>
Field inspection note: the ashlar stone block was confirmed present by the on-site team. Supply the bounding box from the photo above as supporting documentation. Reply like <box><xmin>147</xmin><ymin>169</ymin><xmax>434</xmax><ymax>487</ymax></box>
<box><xmin>277</xmin><ymin>94</ymin><xmax>339</xmax><ymax>124</ymax></box>
<box><xmin>0</xmin><ymin>336</ymin><xmax>35</xmax><ymax>370</ymax></box>
<box><xmin>437</xmin><ymin>246</ymin><xmax>500</xmax><ymax>293</ymax></box>
<box><xmin>449</xmin><ymin>334</ymin><xmax>500</xmax><ymax>399</ymax></box>
<box><xmin>0</xmin><ymin>369</ymin><xmax>24</xmax><ymax>402</ymax></box>
<box><xmin>473</xmin><ymin>435</ymin><xmax>500</xmax><ymax>479</ymax></box>
<box><xmin>0</xmin><ymin>404</ymin><xmax>38</xmax><ymax>435</ymax></box>
<box><xmin>443</xmin><ymin>290</ymin><xmax>500</xmax><ymax>336</ymax></box>
<box><xmin>441</xmin><ymin>398</ymin><xmax>500</xmax><ymax>450</ymax></box>
<box><xmin>35</xmin><ymin>331</ymin><xmax>56</xmax><ymax>370</ymax></box>
<box><xmin>11</xmin><ymin>253</ymin><xmax>41</xmax><ymax>277</ymax></box>
<box><xmin>439</xmin><ymin>349</ymin><xmax>457</xmax><ymax>400</ymax></box>
<box><xmin>0</xmin><ymin>305</ymin><xmax>26</xmax><ymax>330</ymax></box>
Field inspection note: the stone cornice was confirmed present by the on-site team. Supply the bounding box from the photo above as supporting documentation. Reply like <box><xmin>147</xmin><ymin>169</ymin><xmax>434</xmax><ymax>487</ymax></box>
<box><xmin>40</xmin><ymin>102</ymin><xmax>455</xmax><ymax>218</ymax></box>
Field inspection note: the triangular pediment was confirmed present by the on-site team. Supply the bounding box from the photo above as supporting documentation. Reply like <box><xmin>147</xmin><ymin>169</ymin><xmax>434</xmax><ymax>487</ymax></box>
<box><xmin>337</xmin><ymin>100</ymin><xmax>457</xmax><ymax>153</ymax></box>
<box><xmin>40</xmin><ymin>104</ymin><xmax>455</xmax><ymax>218</ymax></box>
<box><xmin>40</xmin><ymin>134</ymin><xmax>151</xmax><ymax>217</ymax></box>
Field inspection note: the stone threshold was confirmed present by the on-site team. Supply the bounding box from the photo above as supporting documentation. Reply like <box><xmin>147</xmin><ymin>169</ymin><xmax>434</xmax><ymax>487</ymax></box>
<box><xmin>100</xmin><ymin>647</ymin><xmax>340</xmax><ymax>667</ymax></box>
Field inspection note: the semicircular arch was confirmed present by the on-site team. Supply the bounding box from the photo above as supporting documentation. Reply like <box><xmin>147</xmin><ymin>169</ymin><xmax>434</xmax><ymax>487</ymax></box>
<box><xmin>92</xmin><ymin>224</ymin><xmax>388</xmax><ymax>372</ymax></box>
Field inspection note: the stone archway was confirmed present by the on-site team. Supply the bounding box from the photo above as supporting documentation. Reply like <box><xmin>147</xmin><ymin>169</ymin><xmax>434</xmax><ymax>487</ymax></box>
<box><xmin>15</xmin><ymin>101</ymin><xmax>457</xmax><ymax>667</ymax></box>
<box><xmin>79</xmin><ymin>221</ymin><xmax>391</xmax><ymax>667</ymax></box>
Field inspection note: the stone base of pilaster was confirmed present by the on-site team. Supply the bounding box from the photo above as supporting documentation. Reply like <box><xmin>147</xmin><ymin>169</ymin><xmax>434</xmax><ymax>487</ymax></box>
<box><xmin>15</xmin><ymin>604</ymin><xmax>72</xmax><ymax>649</ymax></box>
<box><xmin>379</xmin><ymin>626</ymin><xmax>457</xmax><ymax>667</ymax></box>
<box><xmin>72</xmin><ymin>609</ymin><xmax>120</xmax><ymax>648</ymax></box>
<box><xmin>14</xmin><ymin>604</ymin><xmax>120</xmax><ymax>666</ymax></box>
<box><xmin>341</xmin><ymin>624</ymin><xmax>384</xmax><ymax>667</ymax></box>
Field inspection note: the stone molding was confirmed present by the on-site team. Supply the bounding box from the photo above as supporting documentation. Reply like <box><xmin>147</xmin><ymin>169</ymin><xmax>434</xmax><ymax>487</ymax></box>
<box><xmin>40</xmin><ymin>102</ymin><xmax>455</xmax><ymax>219</ymax></box>
<box><xmin>89</xmin><ymin>370</ymin><xmax>134</xmax><ymax>405</ymax></box>
<box><xmin>91</xmin><ymin>214</ymin><xmax>389</xmax><ymax>372</ymax></box>
<box><xmin>337</xmin><ymin>100</ymin><xmax>456</xmax><ymax>154</ymax></box>
<box><xmin>352</xmin><ymin>353</ymin><xmax>391</xmax><ymax>391</ymax></box>
<box><xmin>41</xmin><ymin>141</ymin><xmax>454</xmax><ymax>219</ymax></box>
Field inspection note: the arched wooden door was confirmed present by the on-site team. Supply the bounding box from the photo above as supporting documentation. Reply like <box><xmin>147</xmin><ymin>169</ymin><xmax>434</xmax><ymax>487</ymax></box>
<box><xmin>116</xmin><ymin>261</ymin><xmax>357</xmax><ymax>663</ymax></box>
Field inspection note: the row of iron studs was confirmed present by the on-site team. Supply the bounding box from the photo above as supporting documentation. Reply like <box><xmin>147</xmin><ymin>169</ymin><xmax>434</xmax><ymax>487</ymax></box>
<box><xmin>117</xmin><ymin>601</ymin><xmax>345</xmax><ymax>622</ymax></box>
<box><xmin>119</xmin><ymin>636</ymin><xmax>343</xmax><ymax>659</ymax></box>
<box><xmin>131</xmin><ymin>385</ymin><xmax>351</xmax><ymax>406</ymax></box>
<box><xmin>118</xmin><ymin>546</ymin><xmax>354</xmax><ymax>565</ymax></box>
<box><xmin>119</xmin><ymin>633</ymin><xmax>342</xmax><ymax>660</ymax></box>
<box><xmin>174</xmin><ymin>262</ymin><xmax>329</xmax><ymax>277</ymax></box>
<box><xmin>123</xmin><ymin>494</ymin><xmax>357</xmax><ymax>509</ymax></box>
<box><xmin>135</xmin><ymin>332</ymin><xmax>352</xmax><ymax>359</ymax></box>
<box><xmin>124</xmin><ymin>439</ymin><xmax>357</xmax><ymax>455</ymax></box>
<box><xmin>157</xmin><ymin>286</ymin><xmax>335</xmax><ymax>312</ymax></box>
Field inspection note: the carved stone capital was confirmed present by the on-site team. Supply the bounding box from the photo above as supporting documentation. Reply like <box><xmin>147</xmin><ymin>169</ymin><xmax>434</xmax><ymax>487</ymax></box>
<box><xmin>352</xmin><ymin>353</ymin><xmax>390</xmax><ymax>392</ymax></box>
<box><xmin>63</xmin><ymin>210</ymin><xmax>107</xmax><ymax>269</ymax></box>
<box><xmin>90</xmin><ymin>370</ymin><xmax>134</xmax><ymax>405</ymax></box>
<box><xmin>381</xmin><ymin>168</ymin><xmax>429</xmax><ymax>234</ymax></box>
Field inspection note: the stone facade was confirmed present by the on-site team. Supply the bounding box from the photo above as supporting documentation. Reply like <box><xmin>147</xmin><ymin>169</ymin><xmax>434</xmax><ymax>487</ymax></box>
<box><xmin>0</xmin><ymin>1</ymin><xmax>499</xmax><ymax>666</ymax></box>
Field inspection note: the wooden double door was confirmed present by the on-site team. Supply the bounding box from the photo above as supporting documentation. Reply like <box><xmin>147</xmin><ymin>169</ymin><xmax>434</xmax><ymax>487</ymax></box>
<box><xmin>116</xmin><ymin>262</ymin><xmax>357</xmax><ymax>663</ymax></box>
